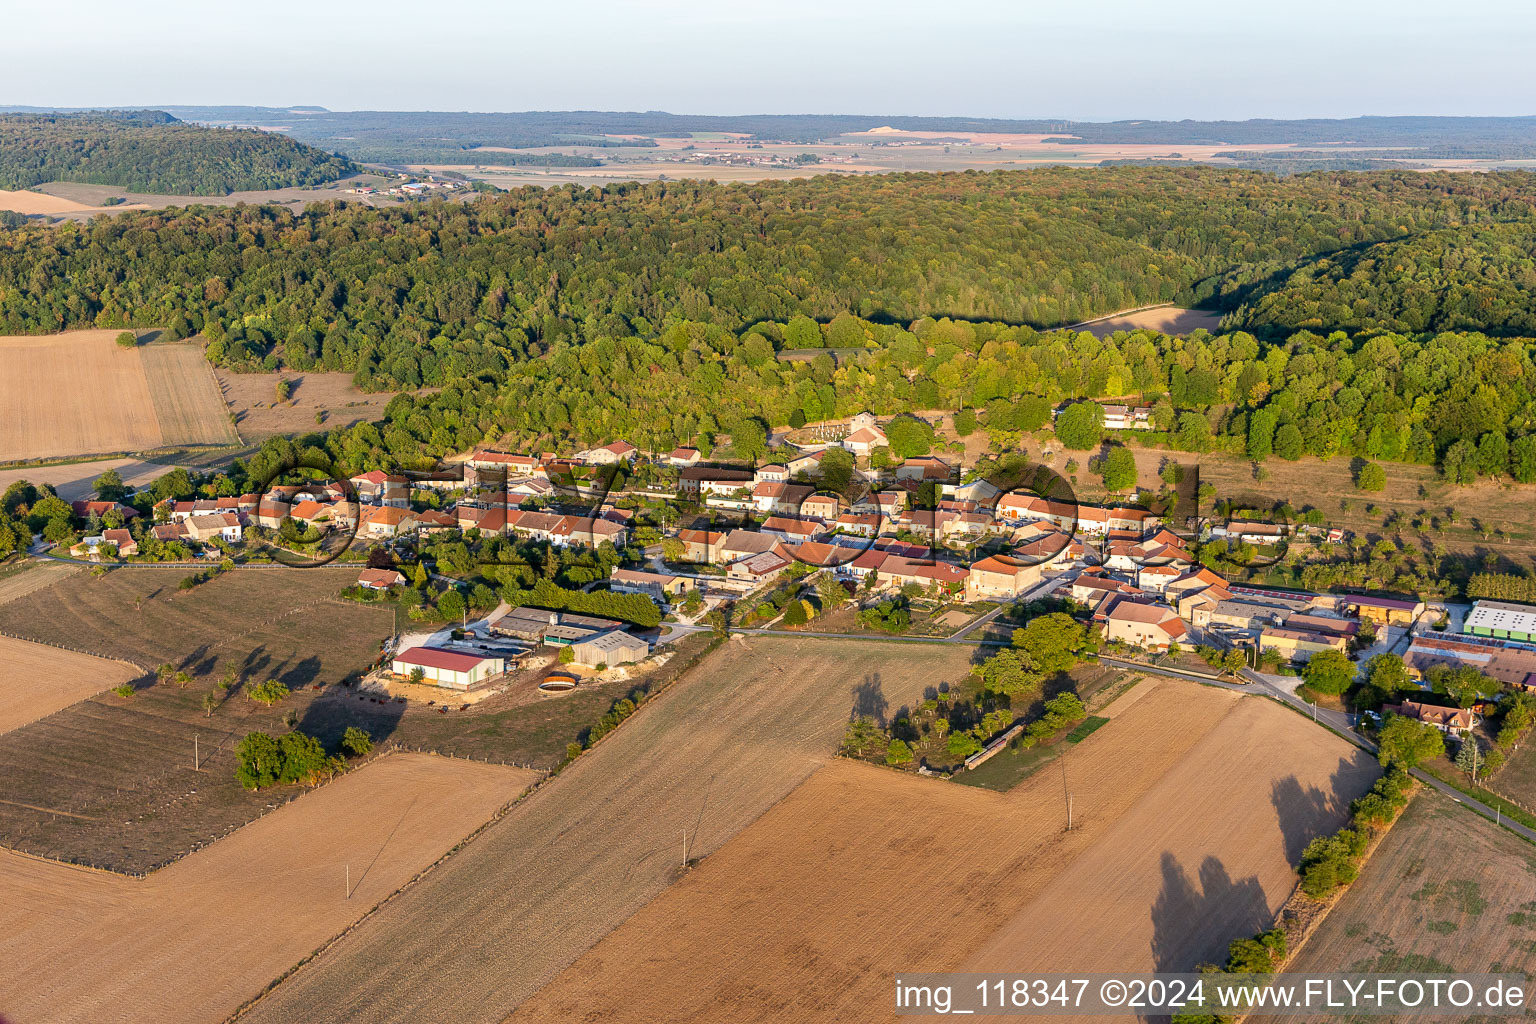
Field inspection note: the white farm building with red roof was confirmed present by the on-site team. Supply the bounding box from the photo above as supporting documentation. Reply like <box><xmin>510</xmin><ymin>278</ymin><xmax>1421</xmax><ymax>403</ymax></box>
<box><xmin>390</xmin><ymin>646</ymin><xmax>506</xmax><ymax>689</ymax></box>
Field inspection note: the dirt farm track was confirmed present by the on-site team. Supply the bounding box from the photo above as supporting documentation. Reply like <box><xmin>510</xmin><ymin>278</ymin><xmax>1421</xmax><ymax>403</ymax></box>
<box><xmin>0</xmin><ymin>753</ymin><xmax>536</xmax><ymax>1024</ymax></box>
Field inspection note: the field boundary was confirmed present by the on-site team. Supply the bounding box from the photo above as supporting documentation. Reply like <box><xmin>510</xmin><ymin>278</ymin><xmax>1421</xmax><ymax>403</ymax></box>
<box><xmin>226</xmin><ymin>632</ymin><xmax>727</xmax><ymax>1021</ymax></box>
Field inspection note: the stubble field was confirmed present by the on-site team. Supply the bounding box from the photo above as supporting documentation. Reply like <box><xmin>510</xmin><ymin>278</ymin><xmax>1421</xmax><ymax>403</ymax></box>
<box><xmin>1276</xmin><ymin>787</ymin><xmax>1536</xmax><ymax>1022</ymax></box>
<box><xmin>509</xmin><ymin>680</ymin><xmax>1376</xmax><ymax>1023</ymax></box>
<box><xmin>217</xmin><ymin>369</ymin><xmax>408</xmax><ymax>438</ymax></box>
<box><xmin>239</xmin><ymin>636</ymin><xmax>979</xmax><ymax>1024</ymax></box>
<box><xmin>0</xmin><ymin>332</ymin><xmax>235</xmax><ymax>461</ymax></box>
<box><xmin>0</xmin><ymin>752</ymin><xmax>537</xmax><ymax>1024</ymax></box>
<box><xmin>139</xmin><ymin>342</ymin><xmax>239</xmax><ymax>446</ymax></box>
<box><xmin>0</xmin><ymin>634</ymin><xmax>140</xmax><ymax>736</ymax></box>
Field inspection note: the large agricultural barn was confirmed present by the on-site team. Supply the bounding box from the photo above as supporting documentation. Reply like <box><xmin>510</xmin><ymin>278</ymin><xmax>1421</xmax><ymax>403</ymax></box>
<box><xmin>390</xmin><ymin>646</ymin><xmax>506</xmax><ymax>689</ymax></box>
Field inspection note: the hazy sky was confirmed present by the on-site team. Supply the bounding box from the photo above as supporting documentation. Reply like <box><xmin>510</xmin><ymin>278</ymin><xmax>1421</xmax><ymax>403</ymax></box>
<box><xmin>6</xmin><ymin>0</ymin><xmax>1533</xmax><ymax>120</ymax></box>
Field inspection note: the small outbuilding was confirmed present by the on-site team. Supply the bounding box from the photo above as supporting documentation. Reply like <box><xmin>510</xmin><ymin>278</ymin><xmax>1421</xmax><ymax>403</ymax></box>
<box><xmin>568</xmin><ymin>629</ymin><xmax>651</xmax><ymax>667</ymax></box>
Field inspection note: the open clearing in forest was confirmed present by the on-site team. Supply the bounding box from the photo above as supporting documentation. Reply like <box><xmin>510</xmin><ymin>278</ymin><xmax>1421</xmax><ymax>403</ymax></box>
<box><xmin>217</xmin><ymin>369</ymin><xmax>408</xmax><ymax>438</ymax></box>
<box><xmin>0</xmin><ymin>752</ymin><xmax>536</xmax><ymax>1024</ymax></box>
<box><xmin>1277</xmin><ymin>787</ymin><xmax>1536</xmax><ymax>1021</ymax></box>
<box><xmin>0</xmin><ymin>332</ymin><xmax>234</xmax><ymax>461</ymax></box>
<box><xmin>0</xmin><ymin>188</ymin><xmax>133</xmax><ymax>215</ymax></box>
<box><xmin>1075</xmin><ymin>306</ymin><xmax>1224</xmax><ymax>338</ymax></box>
<box><xmin>511</xmin><ymin>680</ymin><xmax>1377</xmax><ymax>1024</ymax></box>
<box><xmin>240</xmin><ymin>636</ymin><xmax>979</xmax><ymax>1024</ymax></box>
<box><xmin>139</xmin><ymin>343</ymin><xmax>238</xmax><ymax>446</ymax></box>
<box><xmin>0</xmin><ymin>635</ymin><xmax>139</xmax><ymax>736</ymax></box>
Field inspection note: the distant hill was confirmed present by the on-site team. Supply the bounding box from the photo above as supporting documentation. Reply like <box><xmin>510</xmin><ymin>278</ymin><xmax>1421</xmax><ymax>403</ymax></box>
<box><xmin>0</xmin><ymin>111</ymin><xmax>357</xmax><ymax>195</ymax></box>
<box><xmin>144</xmin><ymin>107</ymin><xmax>1536</xmax><ymax>159</ymax></box>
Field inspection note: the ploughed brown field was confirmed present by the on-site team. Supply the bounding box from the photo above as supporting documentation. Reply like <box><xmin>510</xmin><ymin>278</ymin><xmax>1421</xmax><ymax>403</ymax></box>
<box><xmin>0</xmin><ymin>332</ymin><xmax>235</xmax><ymax>462</ymax></box>
<box><xmin>0</xmin><ymin>753</ymin><xmax>536</xmax><ymax>1024</ymax></box>
<box><xmin>239</xmin><ymin>636</ymin><xmax>979</xmax><ymax>1024</ymax></box>
<box><xmin>1274</xmin><ymin>787</ymin><xmax>1536</xmax><ymax>1022</ymax></box>
<box><xmin>0</xmin><ymin>634</ymin><xmax>140</xmax><ymax>736</ymax></box>
<box><xmin>510</xmin><ymin>680</ymin><xmax>1377</xmax><ymax>1024</ymax></box>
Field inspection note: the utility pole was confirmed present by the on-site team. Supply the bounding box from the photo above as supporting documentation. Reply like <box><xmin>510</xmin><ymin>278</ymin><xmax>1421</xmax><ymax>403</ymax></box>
<box><xmin>345</xmin><ymin>864</ymin><xmax>350</xmax><ymax>899</ymax></box>
<box><xmin>681</xmin><ymin>828</ymin><xmax>689</xmax><ymax>868</ymax></box>
<box><xmin>193</xmin><ymin>734</ymin><xmax>200</xmax><ymax>772</ymax></box>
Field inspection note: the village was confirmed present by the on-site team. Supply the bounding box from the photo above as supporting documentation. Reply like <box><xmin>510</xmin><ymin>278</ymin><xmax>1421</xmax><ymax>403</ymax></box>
<box><xmin>40</xmin><ymin>408</ymin><xmax>1536</xmax><ymax>753</ymax></box>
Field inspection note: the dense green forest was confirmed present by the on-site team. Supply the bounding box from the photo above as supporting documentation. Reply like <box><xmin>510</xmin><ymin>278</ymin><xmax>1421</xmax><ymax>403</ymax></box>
<box><xmin>5</xmin><ymin>165</ymin><xmax>1535</xmax><ymax>388</ymax></box>
<box><xmin>131</xmin><ymin>315</ymin><xmax>1536</xmax><ymax>508</ymax></box>
<box><xmin>3</xmin><ymin>164</ymin><xmax>1536</xmax><ymax>486</ymax></box>
<box><xmin>1221</xmin><ymin>221</ymin><xmax>1536</xmax><ymax>336</ymax></box>
<box><xmin>0</xmin><ymin>111</ymin><xmax>357</xmax><ymax>195</ymax></box>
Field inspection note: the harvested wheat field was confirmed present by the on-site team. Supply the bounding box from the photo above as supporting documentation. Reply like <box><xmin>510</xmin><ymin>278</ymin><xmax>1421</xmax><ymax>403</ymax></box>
<box><xmin>510</xmin><ymin>681</ymin><xmax>1375</xmax><ymax>1024</ymax></box>
<box><xmin>240</xmin><ymin>636</ymin><xmax>978</xmax><ymax>1024</ymax></box>
<box><xmin>0</xmin><ymin>752</ymin><xmax>536</xmax><ymax>1024</ymax></box>
<box><xmin>0</xmin><ymin>188</ymin><xmax>99</xmax><ymax>215</ymax></box>
<box><xmin>218</xmin><ymin>369</ymin><xmax>408</xmax><ymax>438</ymax></box>
<box><xmin>0</xmin><ymin>635</ymin><xmax>140</xmax><ymax>736</ymax></box>
<box><xmin>1077</xmin><ymin>306</ymin><xmax>1223</xmax><ymax>338</ymax></box>
<box><xmin>139</xmin><ymin>343</ymin><xmax>239</xmax><ymax>446</ymax></box>
<box><xmin>1275</xmin><ymin>788</ymin><xmax>1536</xmax><ymax>1021</ymax></box>
<box><xmin>0</xmin><ymin>332</ymin><xmax>234</xmax><ymax>461</ymax></box>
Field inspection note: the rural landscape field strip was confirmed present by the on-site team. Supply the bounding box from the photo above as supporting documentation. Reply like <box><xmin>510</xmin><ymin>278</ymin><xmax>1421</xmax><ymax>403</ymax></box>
<box><xmin>0</xmin><ymin>560</ymin><xmax>79</xmax><ymax>606</ymax></box>
<box><xmin>0</xmin><ymin>635</ymin><xmax>141</xmax><ymax>736</ymax></box>
<box><xmin>506</xmin><ymin>680</ymin><xmax>1343</xmax><ymax>1023</ymax></box>
<box><xmin>0</xmin><ymin>753</ymin><xmax>537</xmax><ymax>1024</ymax></box>
<box><xmin>237</xmin><ymin>637</ymin><xmax>978</xmax><ymax>1024</ymax></box>
<box><xmin>140</xmin><ymin>343</ymin><xmax>240</xmax><ymax>446</ymax></box>
<box><xmin>1274</xmin><ymin>788</ymin><xmax>1536</xmax><ymax>1021</ymax></box>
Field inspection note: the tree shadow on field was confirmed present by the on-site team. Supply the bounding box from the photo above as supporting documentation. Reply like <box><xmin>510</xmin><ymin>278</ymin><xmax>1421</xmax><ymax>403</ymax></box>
<box><xmin>1150</xmin><ymin>852</ymin><xmax>1270</xmax><ymax>971</ymax></box>
<box><xmin>297</xmin><ymin>685</ymin><xmax>404</xmax><ymax>750</ymax></box>
<box><xmin>850</xmin><ymin>672</ymin><xmax>889</xmax><ymax>727</ymax></box>
<box><xmin>1270</xmin><ymin>753</ymin><xmax>1380</xmax><ymax>865</ymax></box>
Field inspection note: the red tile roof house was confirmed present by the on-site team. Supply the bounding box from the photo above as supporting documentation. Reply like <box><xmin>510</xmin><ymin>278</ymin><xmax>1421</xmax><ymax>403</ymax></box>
<box><xmin>1386</xmin><ymin>699</ymin><xmax>1477</xmax><ymax>737</ymax></box>
<box><xmin>358</xmin><ymin>568</ymin><xmax>407</xmax><ymax>590</ymax></box>
<box><xmin>349</xmin><ymin>470</ymin><xmax>410</xmax><ymax>507</ymax></box>
<box><xmin>72</xmin><ymin>500</ymin><xmax>138</xmax><ymax>522</ymax></box>
<box><xmin>841</xmin><ymin>424</ymin><xmax>888</xmax><ymax>455</ymax></box>
<box><xmin>667</xmin><ymin>447</ymin><xmax>702</xmax><ymax>467</ymax></box>
<box><xmin>676</xmin><ymin>528</ymin><xmax>728</xmax><ymax>563</ymax></box>
<box><xmin>184</xmin><ymin>513</ymin><xmax>244</xmax><ymax>543</ymax></box>
<box><xmin>752</xmin><ymin>481</ymin><xmax>816</xmax><ymax>515</ymax></box>
<box><xmin>760</xmin><ymin>516</ymin><xmax>827</xmax><ymax>542</ymax></box>
<box><xmin>358</xmin><ymin>505</ymin><xmax>418</xmax><ymax>539</ymax></box>
<box><xmin>102</xmin><ymin>528</ymin><xmax>138</xmax><ymax>557</ymax></box>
